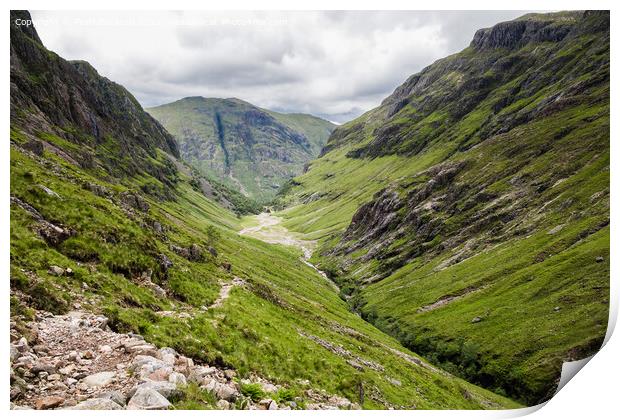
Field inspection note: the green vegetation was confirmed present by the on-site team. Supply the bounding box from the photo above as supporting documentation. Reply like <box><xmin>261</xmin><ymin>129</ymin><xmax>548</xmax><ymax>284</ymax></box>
<box><xmin>10</xmin><ymin>9</ymin><xmax>609</xmax><ymax>410</ymax></box>
<box><xmin>10</xmin><ymin>128</ymin><xmax>519</xmax><ymax>408</ymax></box>
<box><xmin>240</xmin><ymin>383</ymin><xmax>266</xmax><ymax>402</ymax></box>
<box><xmin>147</xmin><ymin>97</ymin><xmax>335</xmax><ymax>202</ymax></box>
<box><xmin>276</xmin><ymin>11</ymin><xmax>610</xmax><ymax>405</ymax></box>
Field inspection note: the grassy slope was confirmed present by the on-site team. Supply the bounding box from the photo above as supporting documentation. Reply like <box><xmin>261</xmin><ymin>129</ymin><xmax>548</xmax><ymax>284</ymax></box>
<box><xmin>276</xmin><ymin>12</ymin><xmax>609</xmax><ymax>404</ymax></box>
<box><xmin>9</xmin><ymin>128</ymin><xmax>519</xmax><ymax>409</ymax></box>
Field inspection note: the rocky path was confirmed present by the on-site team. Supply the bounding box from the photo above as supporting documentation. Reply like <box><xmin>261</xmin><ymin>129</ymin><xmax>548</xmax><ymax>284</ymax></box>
<box><xmin>211</xmin><ymin>277</ymin><xmax>246</xmax><ymax>308</ymax></box>
<box><xmin>156</xmin><ymin>277</ymin><xmax>246</xmax><ymax>320</ymax></box>
<box><xmin>239</xmin><ymin>213</ymin><xmax>339</xmax><ymax>292</ymax></box>
<box><xmin>10</xmin><ymin>311</ymin><xmax>359</xmax><ymax>410</ymax></box>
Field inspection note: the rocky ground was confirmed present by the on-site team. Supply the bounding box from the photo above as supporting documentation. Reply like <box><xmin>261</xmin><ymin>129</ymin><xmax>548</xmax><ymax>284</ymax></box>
<box><xmin>10</xmin><ymin>311</ymin><xmax>359</xmax><ymax>410</ymax></box>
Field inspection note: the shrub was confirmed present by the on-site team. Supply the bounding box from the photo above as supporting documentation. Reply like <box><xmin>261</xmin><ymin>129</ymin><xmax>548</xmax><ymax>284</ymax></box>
<box><xmin>240</xmin><ymin>383</ymin><xmax>266</xmax><ymax>402</ymax></box>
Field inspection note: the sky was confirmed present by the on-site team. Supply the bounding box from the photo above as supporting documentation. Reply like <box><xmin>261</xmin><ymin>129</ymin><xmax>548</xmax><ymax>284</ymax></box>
<box><xmin>31</xmin><ymin>10</ymin><xmax>532</xmax><ymax>123</ymax></box>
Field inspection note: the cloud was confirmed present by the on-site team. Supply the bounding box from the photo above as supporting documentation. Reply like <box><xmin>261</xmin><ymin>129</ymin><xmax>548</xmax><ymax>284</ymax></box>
<box><xmin>30</xmin><ymin>10</ymin><xmax>531</xmax><ymax>123</ymax></box>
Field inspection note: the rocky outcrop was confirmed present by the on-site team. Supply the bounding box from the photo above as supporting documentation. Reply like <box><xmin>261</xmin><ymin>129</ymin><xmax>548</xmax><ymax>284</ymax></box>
<box><xmin>10</xmin><ymin>196</ymin><xmax>74</xmax><ymax>246</ymax></box>
<box><xmin>327</xmin><ymin>11</ymin><xmax>609</xmax><ymax>159</ymax></box>
<box><xmin>470</xmin><ymin>17</ymin><xmax>573</xmax><ymax>50</ymax></box>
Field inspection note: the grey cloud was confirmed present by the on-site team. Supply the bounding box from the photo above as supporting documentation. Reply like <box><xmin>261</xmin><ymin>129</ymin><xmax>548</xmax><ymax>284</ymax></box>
<box><xmin>30</xmin><ymin>10</ymin><xmax>534</xmax><ymax>123</ymax></box>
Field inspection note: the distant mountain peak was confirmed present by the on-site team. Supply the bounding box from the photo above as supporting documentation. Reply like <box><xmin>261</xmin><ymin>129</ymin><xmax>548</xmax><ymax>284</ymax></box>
<box><xmin>148</xmin><ymin>97</ymin><xmax>335</xmax><ymax>201</ymax></box>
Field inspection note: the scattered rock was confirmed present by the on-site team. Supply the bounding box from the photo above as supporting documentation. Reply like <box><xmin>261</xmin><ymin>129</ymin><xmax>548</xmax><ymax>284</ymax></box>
<box><xmin>261</xmin><ymin>382</ymin><xmax>278</xmax><ymax>393</ymax></box>
<box><xmin>10</xmin><ymin>310</ymin><xmax>364</xmax><ymax>411</ymax></box>
<box><xmin>31</xmin><ymin>363</ymin><xmax>56</xmax><ymax>375</ymax></box>
<box><xmin>48</xmin><ymin>265</ymin><xmax>65</xmax><ymax>276</ymax></box>
<box><xmin>148</xmin><ymin>366</ymin><xmax>173</xmax><ymax>381</ymax></box>
<box><xmin>32</xmin><ymin>344</ymin><xmax>49</xmax><ymax>355</ymax></box>
<box><xmin>214</xmin><ymin>382</ymin><xmax>238</xmax><ymax>401</ymax></box>
<box><xmin>547</xmin><ymin>224</ymin><xmax>564</xmax><ymax>235</ymax></box>
<box><xmin>97</xmin><ymin>390</ymin><xmax>126</xmax><ymax>407</ymax></box>
<box><xmin>82</xmin><ymin>371</ymin><xmax>115</xmax><ymax>388</ymax></box>
<box><xmin>120</xmin><ymin>191</ymin><xmax>149</xmax><ymax>213</ymax></box>
<box><xmin>16</xmin><ymin>337</ymin><xmax>30</xmax><ymax>353</ymax></box>
<box><xmin>471</xmin><ymin>316</ymin><xmax>483</xmax><ymax>323</ymax></box>
<box><xmin>168</xmin><ymin>372</ymin><xmax>187</xmax><ymax>386</ymax></box>
<box><xmin>134</xmin><ymin>381</ymin><xmax>183</xmax><ymax>400</ymax></box>
<box><xmin>69</xmin><ymin>398</ymin><xmax>123</xmax><ymax>410</ymax></box>
<box><xmin>38</xmin><ymin>185</ymin><xmax>60</xmax><ymax>198</ymax></box>
<box><xmin>158</xmin><ymin>253</ymin><xmax>173</xmax><ymax>274</ymax></box>
<box><xmin>189</xmin><ymin>244</ymin><xmax>203</xmax><ymax>261</ymax></box>
<box><xmin>153</xmin><ymin>221</ymin><xmax>163</xmax><ymax>234</ymax></box>
<box><xmin>596</xmin><ymin>256</ymin><xmax>604</xmax><ymax>263</ymax></box>
<box><xmin>35</xmin><ymin>396</ymin><xmax>64</xmax><ymax>410</ymax></box>
<box><xmin>22</xmin><ymin>139</ymin><xmax>44</xmax><ymax>156</ymax></box>
<box><xmin>127</xmin><ymin>388</ymin><xmax>171</xmax><ymax>410</ymax></box>
<box><xmin>388</xmin><ymin>377</ymin><xmax>402</xmax><ymax>386</ymax></box>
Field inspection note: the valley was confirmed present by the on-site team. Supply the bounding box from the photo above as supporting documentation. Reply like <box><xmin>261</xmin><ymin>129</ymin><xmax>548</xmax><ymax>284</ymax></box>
<box><xmin>275</xmin><ymin>10</ymin><xmax>610</xmax><ymax>405</ymax></box>
<box><xmin>9</xmin><ymin>9</ymin><xmax>609</xmax><ymax>411</ymax></box>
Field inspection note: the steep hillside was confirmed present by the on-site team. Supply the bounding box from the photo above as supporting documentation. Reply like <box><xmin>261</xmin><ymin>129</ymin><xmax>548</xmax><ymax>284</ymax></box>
<box><xmin>9</xmin><ymin>11</ymin><xmax>517</xmax><ymax>410</ymax></box>
<box><xmin>10</xmin><ymin>11</ymin><xmax>178</xmax><ymax>198</ymax></box>
<box><xmin>147</xmin><ymin>97</ymin><xmax>335</xmax><ymax>202</ymax></box>
<box><xmin>277</xmin><ymin>11</ymin><xmax>610</xmax><ymax>405</ymax></box>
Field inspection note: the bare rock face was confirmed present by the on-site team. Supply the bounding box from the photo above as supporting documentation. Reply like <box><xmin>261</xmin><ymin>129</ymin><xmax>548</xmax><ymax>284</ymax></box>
<box><xmin>470</xmin><ymin>18</ymin><xmax>572</xmax><ymax>50</ymax></box>
<box><xmin>120</xmin><ymin>192</ymin><xmax>150</xmax><ymax>213</ymax></box>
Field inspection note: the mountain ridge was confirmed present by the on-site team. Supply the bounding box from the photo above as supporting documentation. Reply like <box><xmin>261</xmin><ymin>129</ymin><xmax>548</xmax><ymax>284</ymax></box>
<box><xmin>147</xmin><ymin>96</ymin><xmax>335</xmax><ymax>201</ymax></box>
<box><xmin>277</xmin><ymin>10</ymin><xmax>609</xmax><ymax>404</ymax></box>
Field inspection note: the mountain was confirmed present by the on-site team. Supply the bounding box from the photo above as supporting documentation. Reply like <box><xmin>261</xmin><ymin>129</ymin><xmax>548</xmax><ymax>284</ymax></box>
<box><xmin>277</xmin><ymin>11</ymin><xmax>609</xmax><ymax>405</ymax></box>
<box><xmin>10</xmin><ymin>11</ymin><xmax>517</xmax><ymax>410</ymax></box>
<box><xmin>147</xmin><ymin>97</ymin><xmax>335</xmax><ymax>202</ymax></box>
<box><xmin>10</xmin><ymin>11</ymin><xmax>178</xmax><ymax>198</ymax></box>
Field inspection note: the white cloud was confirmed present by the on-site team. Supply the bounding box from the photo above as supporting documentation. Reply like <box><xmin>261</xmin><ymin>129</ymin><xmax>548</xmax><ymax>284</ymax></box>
<box><xmin>30</xmin><ymin>10</ymin><xmax>530</xmax><ymax>123</ymax></box>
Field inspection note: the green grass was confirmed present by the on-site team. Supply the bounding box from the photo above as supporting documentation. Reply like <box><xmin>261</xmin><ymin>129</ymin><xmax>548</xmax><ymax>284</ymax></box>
<box><xmin>9</xmin><ymin>130</ymin><xmax>519</xmax><ymax>409</ymax></box>
<box><xmin>273</xmin><ymin>12</ymin><xmax>610</xmax><ymax>406</ymax></box>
